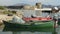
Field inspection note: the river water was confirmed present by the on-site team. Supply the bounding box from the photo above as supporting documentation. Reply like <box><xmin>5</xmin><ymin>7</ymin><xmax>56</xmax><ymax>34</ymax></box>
<box><xmin>0</xmin><ymin>27</ymin><xmax>60</xmax><ymax>34</ymax></box>
<box><xmin>0</xmin><ymin>25</ymin><xmax>60</xmax><ymax>34</ymax></box>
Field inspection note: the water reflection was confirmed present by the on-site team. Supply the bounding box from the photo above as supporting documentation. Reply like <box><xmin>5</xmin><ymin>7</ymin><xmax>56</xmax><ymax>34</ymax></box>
<box><xmin>13</xmin><ymin>32</ymin><xmax>52</xmax><ymax>34</ymax></box>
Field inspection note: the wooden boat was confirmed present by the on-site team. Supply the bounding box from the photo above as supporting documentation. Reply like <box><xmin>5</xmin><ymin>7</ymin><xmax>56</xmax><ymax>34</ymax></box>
<box><xmin>3</xmin><ymin>20</ymin><xmax>54</xmax><ymax>32</ymax></box>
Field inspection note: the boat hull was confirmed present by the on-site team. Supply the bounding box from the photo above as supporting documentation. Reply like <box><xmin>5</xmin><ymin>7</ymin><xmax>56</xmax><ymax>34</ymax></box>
<box><xmin>3</xmin><ymin>21</ymin><xmax>54</xmax><ymax>32</ymax></box>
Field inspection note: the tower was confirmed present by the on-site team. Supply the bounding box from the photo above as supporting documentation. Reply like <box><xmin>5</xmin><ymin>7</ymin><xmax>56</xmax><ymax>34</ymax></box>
<box><xmin>36</xmin><ymin>2</ymin><xmax>42</xmax><ymax>9</ymax></box>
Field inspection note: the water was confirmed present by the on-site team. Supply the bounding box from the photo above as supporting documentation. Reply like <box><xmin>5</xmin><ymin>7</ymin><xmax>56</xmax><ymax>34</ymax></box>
<box><xmin>1</xmin><ymin>26</ymin><xmax>60</xmax><ymax>34</ymax></box>
<box><xmin>0</xmin><ymin>27</ymin><xmax>58</xmax><ymax>34</ymax></box>
<box><xmin>0</xmin><ymin>32</ymin><xmax>52</xmax><ymax>34</ymax></box>
<box><xmin>12</xmin><ymin>32</ymin><xmax>52</xmax><ymax>34</ymax></box>
<box><xmin>0</xmin><ymin>32</ymin><xmax>12</xmax><ymax>34</ymax></box>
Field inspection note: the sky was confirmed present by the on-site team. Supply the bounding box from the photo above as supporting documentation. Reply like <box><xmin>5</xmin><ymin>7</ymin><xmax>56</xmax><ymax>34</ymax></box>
<box><xmin>0</xmin><ymin>0</ymin><xmax>60</xmax><ymax>6</ymax></box>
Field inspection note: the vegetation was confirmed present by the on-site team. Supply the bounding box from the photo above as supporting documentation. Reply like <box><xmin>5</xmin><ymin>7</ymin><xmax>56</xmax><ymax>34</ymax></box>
<box><xmin>11</xmin><ymin>11</ymin><xmax>16</xmax><ymax>14</ymax></box>
<box><xmin>0</xmin><ymin>6</ymin><xmax>17</xmax><ymax>14</ymax></box>
<box><xmin>3</xmin><ymin>10</ymin><xmax>11</xmax><ymax>14</ymax></box>
<box><xmin>0</xmin><ymin>6</ymin><xmax>5</xmax><ymax>10</ymax></box>
<box><xmin>3</xmin><ymin>10</ymin><xmax>16</xmax><ymax>14</ymax></box>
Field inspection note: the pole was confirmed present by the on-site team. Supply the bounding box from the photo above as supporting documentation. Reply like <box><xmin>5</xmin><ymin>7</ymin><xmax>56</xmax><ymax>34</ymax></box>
<box><xmin>52</xmin><ymin>21</ymin><xmax>57</xmax><ymax>34</ymax></box>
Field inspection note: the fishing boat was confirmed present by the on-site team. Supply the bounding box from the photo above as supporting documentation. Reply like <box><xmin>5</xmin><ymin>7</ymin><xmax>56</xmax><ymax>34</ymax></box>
<box><xmin>3</xmin><ymin>17</ymin><xmax>54</xmax><ymax>32</ymax></box>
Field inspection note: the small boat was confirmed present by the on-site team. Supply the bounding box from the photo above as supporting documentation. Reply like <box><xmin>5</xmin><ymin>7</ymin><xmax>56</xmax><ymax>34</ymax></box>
<box><xmin>3</xmin><ymin>20</ymin><xmax>54</xmax><ymax>32</ymax></box>
<box><xmin>23</xmin><ymin>17</ymin><xmax>52</xmax><ymax>22</ymax></box>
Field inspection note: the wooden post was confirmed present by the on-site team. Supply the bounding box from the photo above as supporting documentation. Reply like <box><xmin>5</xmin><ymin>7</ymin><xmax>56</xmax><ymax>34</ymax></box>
<box><xmin>52</xmin><ymin>21</ymin><xmax>57</xmax><ymax>34</ymax></box>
